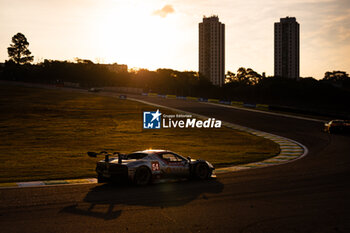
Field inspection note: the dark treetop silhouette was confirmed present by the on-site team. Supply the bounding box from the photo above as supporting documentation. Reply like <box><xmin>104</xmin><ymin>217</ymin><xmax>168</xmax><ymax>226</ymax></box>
<box><xmin>7</xmin><ymin>32</ymin><xmax>34</xmax><ymax>65</ymax></box>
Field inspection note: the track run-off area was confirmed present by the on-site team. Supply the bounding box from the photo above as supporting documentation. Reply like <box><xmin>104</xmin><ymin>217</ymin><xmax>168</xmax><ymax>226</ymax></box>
<box><xmin>0</xmin><ymin>89</ymin><xmax>307</xmax><ymax>189</ymax></box>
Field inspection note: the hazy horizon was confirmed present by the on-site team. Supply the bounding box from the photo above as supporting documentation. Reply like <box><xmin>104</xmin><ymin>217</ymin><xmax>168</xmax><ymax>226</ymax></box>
<box><xmin>1</xmin><ymin>0</ymin><xmax>349</xmax><ymax>79</ymax></box>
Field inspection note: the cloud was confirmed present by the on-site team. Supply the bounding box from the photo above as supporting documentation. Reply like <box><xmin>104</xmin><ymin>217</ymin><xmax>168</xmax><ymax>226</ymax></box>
<box><xmin>152</xmin><ymin>5</ymin><xmax>175</xmax><ymax>18</ymax></box>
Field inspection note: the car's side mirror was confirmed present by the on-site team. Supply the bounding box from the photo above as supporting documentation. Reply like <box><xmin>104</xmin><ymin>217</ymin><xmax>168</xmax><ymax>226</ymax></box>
<box><xmin>187</xmin><ymin>156</ymin><xmax>191</xmax><ymax>162</ymax></box>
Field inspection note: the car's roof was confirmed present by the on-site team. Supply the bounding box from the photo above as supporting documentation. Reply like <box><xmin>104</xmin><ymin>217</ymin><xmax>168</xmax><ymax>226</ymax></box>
<box><xmin>132</xmin><ymin>149</ymin><xmax>169</xmax><ymax>154</ymax></box>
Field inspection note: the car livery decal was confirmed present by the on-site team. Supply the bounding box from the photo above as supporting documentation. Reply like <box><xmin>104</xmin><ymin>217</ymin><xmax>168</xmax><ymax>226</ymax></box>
<box><xmin>151</xmin><ymin>161</ymin><xmax>160</xmax><ymax>171</ymax></box>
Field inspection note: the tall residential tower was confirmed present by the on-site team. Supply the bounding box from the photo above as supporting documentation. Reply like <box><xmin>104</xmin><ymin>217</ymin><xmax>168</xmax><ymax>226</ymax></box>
<box><xmin>199</xmin><ymin>15</ymin><xmax>225</xmax><ymax>86</ymax></box>
<box><xmin>274</xmin><ymin>17</ymin><xmax>300</xmax><ymax>79</ymax></box>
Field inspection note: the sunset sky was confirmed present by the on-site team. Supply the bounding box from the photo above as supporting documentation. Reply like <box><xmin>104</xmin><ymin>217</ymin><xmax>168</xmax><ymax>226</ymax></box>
<box><xmin>0</xmin><ymin>0</ymin><xmax>349</xmax><ymax>79</ymax></box>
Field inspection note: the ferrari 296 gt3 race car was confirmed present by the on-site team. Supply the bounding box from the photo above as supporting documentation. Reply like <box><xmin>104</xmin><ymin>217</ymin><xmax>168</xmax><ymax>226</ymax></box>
<box><xmin>87</xmin><ymin>150</ymin><xmax>215</xmax><ymax>185</ymax></box>
<box><xmin>324</xmin><ymin>119</ymin><xmax>350</xmax><ymax>133</ymax></box>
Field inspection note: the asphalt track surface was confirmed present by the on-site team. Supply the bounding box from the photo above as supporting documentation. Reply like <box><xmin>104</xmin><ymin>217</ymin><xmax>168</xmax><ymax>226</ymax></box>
<box><xmin>1</xmin><ymin>92</ymin><xmax>350</xmax><ymax>233</ymax></box>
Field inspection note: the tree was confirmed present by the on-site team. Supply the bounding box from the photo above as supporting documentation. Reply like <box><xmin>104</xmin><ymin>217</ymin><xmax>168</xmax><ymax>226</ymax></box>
<box><xmin>323</xmin><ymin>71</ymin><xmax>348</xmax><ymax>82</ymax></box>
<box><xmin>74</xmin><ymin>57</ymin><xmax>94</xmax><ymax>64</ymax></box>
<box><xmin>245</xmin><ymin>68</ymin><xmax>262</xmax><ymax>85</ymax></box>
<box><xmin>225</xmin><ymin>71</ymin><xmax>236</xmax><ymax>83</ymax></box>
<box><xmin>226</xmin><ymin>67</ymin><xmax>263</xmax><ymax>85</ymax></box>
<box><xmin>7</xmin><ymin>33</ymin><xmax>34</xmax><ymax>65</ymax></box>
<box><xmin>236</xmin><ymin>67</ymin><xmax>248</xmax><ymax>83</ymax></box>
<box><xmin>322</xmin><ymin>70</ymin><xmax>349</xmax><ymax>88</ymax></box>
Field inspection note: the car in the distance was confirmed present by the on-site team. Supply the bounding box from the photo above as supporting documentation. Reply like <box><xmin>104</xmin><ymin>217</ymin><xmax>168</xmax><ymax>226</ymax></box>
<box><xmin>88</xmin><ymin>87</ymin><xmax>103</xmax><ymax>92</ymax></box>
<box><xmin>324</xmin><ymin>119</ymin><xmax>350</xmax><ymax>133</ymax></box>
<box><xmin>87</xmin><ymin>149</ymin><xmax>215</xmax><ymax>185</ymax></box>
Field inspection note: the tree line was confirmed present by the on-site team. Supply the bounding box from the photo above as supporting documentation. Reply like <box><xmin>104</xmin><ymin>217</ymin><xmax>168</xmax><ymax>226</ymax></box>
<box><xmin>1</xmin><ymin>32</ymin><xmax>349</xmax><ymax>115</ymax></box>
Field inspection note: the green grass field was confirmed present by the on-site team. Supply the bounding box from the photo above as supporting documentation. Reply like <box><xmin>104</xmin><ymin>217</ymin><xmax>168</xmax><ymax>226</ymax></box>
<box><xmin>0</xmin><ymin>84</ymin><xmax>279</xmax><ymax>182</ymax></box>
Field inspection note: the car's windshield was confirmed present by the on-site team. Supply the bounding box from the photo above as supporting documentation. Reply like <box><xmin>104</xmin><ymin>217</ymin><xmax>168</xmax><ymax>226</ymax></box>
<box><xmin>332</xmin><ymin>120</ymin><xmax>343</xmax><ymax>124</ymax></box>
<box><xmin>158</xmin><ymin>152</ymin><xmax>186</xmax><ymax>162</ymax></box>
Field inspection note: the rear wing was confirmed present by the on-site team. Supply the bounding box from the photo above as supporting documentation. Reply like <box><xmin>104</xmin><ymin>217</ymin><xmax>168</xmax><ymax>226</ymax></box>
<box><xmin>87</xmin><ymin>151</ymin><xmax>124</xmax><ymax>163</ymax></box>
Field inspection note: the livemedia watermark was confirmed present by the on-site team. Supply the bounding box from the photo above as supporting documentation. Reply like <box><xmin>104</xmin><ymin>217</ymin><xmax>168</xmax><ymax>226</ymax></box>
<box><xmin>143</xmin><ymin>109</ymin><xmax>221</xmax><ymax>129</ymax></box>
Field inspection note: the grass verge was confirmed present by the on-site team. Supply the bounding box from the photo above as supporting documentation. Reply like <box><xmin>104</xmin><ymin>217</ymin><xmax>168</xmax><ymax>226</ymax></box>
<box><xmin>0</xmin><ymin>84</ymin><xmax>279</xmax><ymax>182</ymax></box>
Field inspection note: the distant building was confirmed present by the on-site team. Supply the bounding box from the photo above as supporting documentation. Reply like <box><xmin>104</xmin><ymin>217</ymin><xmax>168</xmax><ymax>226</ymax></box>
<box><xmin>102</xmin><ymin>63</ymin><xmax>128</xmax><ymax>73</ymax></box>
<box><xmin>274</xmin><ymin>17</ymin><xmax>300</xmax><ymax>79</ymax></box>
<box><xmin>199</xmin><ymin>15</ymin><xmax>225</xmax><ymax>86</ymax></box>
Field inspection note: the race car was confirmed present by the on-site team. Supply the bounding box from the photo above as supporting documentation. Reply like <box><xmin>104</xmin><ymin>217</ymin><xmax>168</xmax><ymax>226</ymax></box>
<box><xmin>88</xmin><ymin>87</ymin><xmax>102</xmax><ymax>92</ymax></box>
<box><xmin>324</xmin><ymin>119</ymin><xmax>350</xmax><ymax>133</ymax></box>
<box><xmin>87</xmin><ymin>149</ymin><xmax>215</xmax><ymax>185</ymax></box>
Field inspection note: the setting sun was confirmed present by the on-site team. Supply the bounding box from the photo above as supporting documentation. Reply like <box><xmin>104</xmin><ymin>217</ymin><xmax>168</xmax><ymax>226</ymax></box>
<box><xmin>88</xmin><ymin>1</ymin><xmax>181</xmax><ymax>69</ymax></box>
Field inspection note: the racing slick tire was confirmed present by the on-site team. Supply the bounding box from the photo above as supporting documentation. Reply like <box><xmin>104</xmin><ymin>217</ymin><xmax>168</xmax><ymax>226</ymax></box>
<box><xmin>97</xmin><ymin>173</ymin><xmax>107</xmax><ymax>183</ymax></box>
<box><xmin>134</xmin><ymin>166</ymin><xmax>152</xmax><ymax>185</ymax></box>
<box><xmin>195</xmin><ymin>163</ymin><xmax>211</xmax><ymax>180</ymax></box>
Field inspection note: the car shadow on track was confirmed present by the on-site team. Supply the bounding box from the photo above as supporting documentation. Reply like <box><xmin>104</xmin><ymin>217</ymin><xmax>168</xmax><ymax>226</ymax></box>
<box><xmin>60</xmin><ymin>178</ymin><xmax>224</xmax><ymax>220</ymax></box>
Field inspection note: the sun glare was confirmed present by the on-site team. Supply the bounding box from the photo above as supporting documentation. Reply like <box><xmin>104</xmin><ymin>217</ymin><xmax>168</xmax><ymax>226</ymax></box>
<box><xmin>91</xmin><ymin>2</ymin><xmax>179</xmax><ymax>70</ymax></box>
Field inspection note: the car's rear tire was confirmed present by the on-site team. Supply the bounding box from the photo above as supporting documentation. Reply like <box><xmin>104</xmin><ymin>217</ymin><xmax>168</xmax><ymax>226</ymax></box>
<box><xmin>195</xmin><ymin>163</ymin><xmax>211</xmax><ymax>180</ymax></box>
<box><xmin>134</xmin><ymin>166</ymin><xmax>151</xmax><ymax>185</ymax></box>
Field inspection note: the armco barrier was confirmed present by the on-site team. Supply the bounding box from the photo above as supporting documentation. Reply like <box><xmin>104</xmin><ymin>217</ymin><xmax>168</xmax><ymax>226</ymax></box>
<box><xmin>165</xmin><ymin>94</ymin><xmax>176</xmax><ymax>99</ymax></box>
<box><xmin>243</xmin><ymin>103</ymin><xmax>256</xmax><ymax>108</ymax></box>
<box><xmin>208</xmin><ymin>99</ymin><xmax>219</xmax><ymax>103</ymax></box>
<box><xmin>256</xmin><ymin>104</ymin><xmax>269</xmax><ymax>110</ymax></box>
<box><xmin>231</xmin><ymin>101</ymin><xmax>243</xmax><ymax>106</ymax></box>
<box><xmin>148</xmin><ymin>93</ymin><xmax>158</xmax><ymax>97</ymax></box>
<box><xmin>186</xmin><ymin>97</ymin><xmax>199</xmax><ymax>101</ymax></box>
<box><xmin>177</xmin><ymin>96</ymin><xmax>186</xmax><ymax>100</ymax></box>
<box><xmin>158</xmin><ymin>94</ymin><xmax>166</xmax><ymax>98</ymax></box>
<box><xmin>219</xmin><ymin>100</ymin><xmax>231</xmax><ymax>105</ymax></box>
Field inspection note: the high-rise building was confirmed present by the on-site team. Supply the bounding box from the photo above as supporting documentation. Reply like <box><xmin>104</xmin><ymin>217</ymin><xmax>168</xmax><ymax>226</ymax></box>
<box><xmin>274</xmin><ymin>17</ymin><xmax>300</xmax><ymax>79</ymax></box>
<box><xmin>199</xmin><ymin>15</ymin><xmax>225</xmax><ymax>86</ymax></box>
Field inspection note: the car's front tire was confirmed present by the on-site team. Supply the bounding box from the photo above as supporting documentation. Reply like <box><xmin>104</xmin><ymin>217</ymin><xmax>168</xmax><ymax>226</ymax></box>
<box><xmin>134</xmin><ymin>166</ymin><xmax>152</xmax><ymax>185</ymax></box>
<box><xmin>97</xmin><ymin>173</ymin><xmax>107</xmax><ymax>183</ymax></box>
<box><xmin>195</xmin><ymin>163</ymin><xmax>211</xmax><ymax>180</ymax></box>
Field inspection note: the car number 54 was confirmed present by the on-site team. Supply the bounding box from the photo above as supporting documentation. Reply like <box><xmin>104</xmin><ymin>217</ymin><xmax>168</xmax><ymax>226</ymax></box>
<box><xmin>151</xmin><ymin>161</ymin><xmax>160</xmax><ymax>171</ymax></box>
